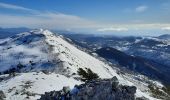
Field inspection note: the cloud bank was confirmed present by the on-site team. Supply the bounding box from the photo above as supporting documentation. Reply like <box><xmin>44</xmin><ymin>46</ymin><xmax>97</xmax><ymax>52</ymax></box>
<box><xmin>162</xmin><ymin>27</ymin><xmax>170</xmax><ymax>31</ymax></box>
<box><xmin>0</xmin><ymin>13</ymin><xmax>100</xmax><ymax>30</ymax></box>
<box><xmin>135</xmin><ymin>5</ymin><xmax>148</xmax><ymax>13</ymax></box>
<box><xmin>97</xmin><ymin>27</ymin><xmax>128</xmax><ymax>32</ymax></box>
<box><xmin>0</xmin><ymin>2</ymin><xmax>170</xmax><ymax>35</ymax></box>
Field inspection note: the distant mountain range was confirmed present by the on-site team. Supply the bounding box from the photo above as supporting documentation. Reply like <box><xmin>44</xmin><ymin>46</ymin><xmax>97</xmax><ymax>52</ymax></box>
<box><xmin>62</xmin><ymin>33</ymin><xmax>170</xmax><ymax>85</ymax></box>
<box><xmin>96</xmin><ymin>47</ymin><xmax>170</xmax><ymax>85</ymax></box>
<box><xmin>158</xmin><ymin>34</ymin><xmax>170</xmax><ymax>40</ymax></box>
<box><xmin>0</xmin><ymin>27</ymin><xmax>31</xmax><ymax>39</ymax></box>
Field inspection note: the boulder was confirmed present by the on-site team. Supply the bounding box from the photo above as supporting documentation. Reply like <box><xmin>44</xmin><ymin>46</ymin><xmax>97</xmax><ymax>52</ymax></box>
<box><xmin>0</xmin><ymin>90</ymin><xmax>6</xmax><ymax>100</ymax></box>
<box><xmin>111</xmin><ymin>76</ymin><xmax>119</xmax><ymax>89</ymax></box>
<box><xmin>63</xmin><ymin>86</ymin><xmax>70</xmax><ymax>93</ymax></box>
<box><xmin>127</xmin><ymin>86</ymin><xmax>137</xmax><ymax>94</ymax></box>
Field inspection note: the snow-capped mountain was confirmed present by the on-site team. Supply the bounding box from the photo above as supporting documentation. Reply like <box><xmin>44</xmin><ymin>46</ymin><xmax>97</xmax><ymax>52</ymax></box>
<box><xmin>95</xmin><ymin>47</ymin><xmax>170</xmax><ymax>85</ymax></box>
<box><xmin>62</xmin><ymin>34</ymin><xmax>170</xmax><ymax>68</ymax></box>
<box><xmin>62</xmin><ymin>34</ymin><xmax>170</xmax><ymax>83</ymax></box>
<box><xmin>127</xmin><ymin>37</ymin><xmax>170</xmax><ymax>67</ymax></box>
<box><xmin>0</xmin><ymin>29</ymin><xmax>167</xmax><ymax>100</ymax></box>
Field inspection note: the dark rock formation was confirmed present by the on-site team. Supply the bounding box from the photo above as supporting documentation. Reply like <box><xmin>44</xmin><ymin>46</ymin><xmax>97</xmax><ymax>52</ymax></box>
<box><xmin>39</xmin><ymin>76</ymin><xmax>137</xmax><ymax>100</ymax></box>
<box><xmin>0</xmin><ymin>90</ymin><xmax>6</xmax><ymax>100</ymax></box>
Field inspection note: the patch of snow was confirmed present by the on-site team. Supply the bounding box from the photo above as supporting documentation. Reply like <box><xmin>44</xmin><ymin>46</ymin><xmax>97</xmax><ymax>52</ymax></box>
<box><xmin>0</xmin><ymin>72</ymin><xmax>81</xmax><ymax>100</ymax></box>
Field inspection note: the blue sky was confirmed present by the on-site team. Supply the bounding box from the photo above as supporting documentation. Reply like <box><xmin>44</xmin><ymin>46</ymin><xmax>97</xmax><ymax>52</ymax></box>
<box><xmin>0</xmin><ymin>0</ymin><xmax>170</xmax><ymax>36</ymax></box>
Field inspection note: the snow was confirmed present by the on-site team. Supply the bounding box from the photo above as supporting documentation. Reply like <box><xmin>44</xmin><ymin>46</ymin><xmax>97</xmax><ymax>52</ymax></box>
<box><xmin>115</xmin><ymin>46</ymin><xmax>129</xmax><ymax>51</ymax></box>
<box><xmin>0</xmin><ymin>72</ymin><xmax>81</xmax><ymax>100</ymax></box>
<box><xmin>43</xmin><ymin>30</ymin><xmax>119</xmax><ymax>79</ymax></box>
<box><xmin>0</xmin><ymin>29</ymin><xmax>163</xmax><ymax>100</ymax></box>
<box><xmin>0</xmin><ymin>30</ymin><xmax>51</xmax><ymax>72</ymax></box>
<box><xmin>42</xmin><ymin>30</ymin><xmax>161</xmax><ymax>99</ymax></box>
<box><xmin>0</xmin><ymin>38</ymin><xmax>11</xmax><ymax>44</ymax></box>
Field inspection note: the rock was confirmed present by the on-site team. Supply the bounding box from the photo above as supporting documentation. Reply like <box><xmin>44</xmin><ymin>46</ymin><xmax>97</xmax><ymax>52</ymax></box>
<box><xmin>42</xmin><ymin>70</ymin><xmax>50</xmax><ymax>75</ymax></box>
<box><xmin>127</xmin><ymin>86</ymin><xmax>137</xmax><ymax>94</ymax></box>
<box><xmin>0</xmin><ymin>90</ymin><xmax>6</xmax><ymax>100</ymax></box>
<box><xmin>9</xmin><ymin>72</ymin><xmax>16</xmax><ymax>77</ymax></box>
<box><xmin>0</xmin><ymin>78</ymin><xmax>3</xmax><ymax>82</ymax></box>
<box><xmin>39</xmin><ymin>77</ymin><xmax>138</xmax><ymax>100</ymax></box>
<box><xmin>63</xmin><ymin>86</ymin><xmax>70</xmax><ymax>93</ymax></box>
<box><xmin>70</xmin><ymin>86</ymin><xmax>79</xmax><ymax>95</ymax></box>
<box><xmin>111</xmin><ymin>76</ymin><xmax>119</xmax><ymax>89</ymax></box>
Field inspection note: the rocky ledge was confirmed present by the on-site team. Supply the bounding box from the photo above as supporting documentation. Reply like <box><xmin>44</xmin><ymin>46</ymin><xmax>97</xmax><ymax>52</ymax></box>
<box><xmin>39</xmin><ymin>76</ymin><xmax>139</xmax><ymax>100</ymax></box>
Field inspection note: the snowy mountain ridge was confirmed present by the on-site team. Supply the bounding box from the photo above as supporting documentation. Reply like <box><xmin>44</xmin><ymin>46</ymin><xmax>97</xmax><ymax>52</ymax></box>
<box><xmin>0</xmin><ymin>29</ymin><xmax>165</xmax><ymax>100</ymax></box>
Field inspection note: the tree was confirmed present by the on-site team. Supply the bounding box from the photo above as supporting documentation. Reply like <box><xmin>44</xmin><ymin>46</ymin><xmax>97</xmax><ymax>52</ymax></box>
<box><xmin>86</xmin><ymin>68</ymin><xmax>99</xmax><ymax>80</ymax></box>
<box><xmin>77</xmin><ymin>68</ymin><xmax>87</xmax><ymax>79</ymax></box>
<box><xmin>77</xmin><ymin>68</ymin><xmax>99</xmax><ymax>81</ymax></box>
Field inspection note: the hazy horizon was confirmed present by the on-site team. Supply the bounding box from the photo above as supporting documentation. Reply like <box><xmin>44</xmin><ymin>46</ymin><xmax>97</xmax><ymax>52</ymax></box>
<box><xmin>0</xmin><ymin>0</ymin><xmax>170</xmax><ymax>36</ymax></box>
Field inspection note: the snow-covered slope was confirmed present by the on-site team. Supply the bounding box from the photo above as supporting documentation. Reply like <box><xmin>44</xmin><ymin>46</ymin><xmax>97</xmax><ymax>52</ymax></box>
<box><xmin>0</xmin><ymin>72</ymin><xmax>81</xmax><ymax>100</ymax></box>
<box><xmin>0</xmin><ymin>29</ymin><xmax>52</xmax><ymax>72</ymax></box>
<box><xmin>43</xmin><ymin>29</ymin><xmax>119</xmax><ymax>79</ymax></box>
<box><xmin>0</xmin><ymin>29</ymin><xmax>164</xmax><ymax>100</ymax></box>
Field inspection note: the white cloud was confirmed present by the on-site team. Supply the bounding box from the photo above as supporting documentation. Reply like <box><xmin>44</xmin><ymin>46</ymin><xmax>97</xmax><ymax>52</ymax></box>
<box><xmin>97</xmin><ymin>27</ymin><xmax>128</xmax><ymax>32</ymax></box>
<box><xmin>0</xmin><ymin>11</ymin><xmax>170</xmax><ymax>32</ymax></box>
<box><xmin>0</xmin><ymin>2</ymin><xmax>102</xmax><ymax>30</ymax></box>
<box><xmin>0</xmin><ymin>13</ymin><xmax>99</xmax><ymax>30</ymax></box>
<box><xmin>135</xmin><ymin>5</ymin><xmax>148</xmax><ymax>13</ymax></box>
<box><xmin>0</xmin><ymin>2</ymin><xmax>36</xmax><ymax>12</ymax></box>
<box><xmin>0</xmin><ymin>2</ymin><xmax>170</xmax><ymax>34</ymax></box>
<box><xmin>0</xmin><ymin>2</ymin><xmax>102</xmax><ymax>31</ymax></box>
<box><xmin>161</xmin><ymin>27</ymin><xmax>170</xmax><ymax>31</ymax></box>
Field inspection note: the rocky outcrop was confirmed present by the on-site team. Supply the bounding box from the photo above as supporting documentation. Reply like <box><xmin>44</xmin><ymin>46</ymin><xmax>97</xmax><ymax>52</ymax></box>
<box><xmin>39</xmin><ymin>76</ymin><xmax>137</xmax><ymax>100</ymax></box>
<box><xmin>0</xmin><ymin>90</ymin><xmax>6</xmax><ymax>100</ymax></box>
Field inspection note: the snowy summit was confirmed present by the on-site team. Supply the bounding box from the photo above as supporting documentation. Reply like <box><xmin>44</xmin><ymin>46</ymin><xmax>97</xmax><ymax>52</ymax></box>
<box><xmin>0</xmin><ymin>29</ymin><xmax>166</xmax><ymax>100</ymax></box>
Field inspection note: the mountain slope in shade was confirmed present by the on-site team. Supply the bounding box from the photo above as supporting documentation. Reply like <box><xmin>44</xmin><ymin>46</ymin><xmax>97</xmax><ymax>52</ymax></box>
<box><xmin>0</xmin><ymin>27</ymin><xmax>30</xmax><ymax>39</ymax></box>
<box><xmin>63</xmin><ymin>34</ymin><xmax>170</xmax><ymax>67</ymax></box>
<box><xmin>0</xmin><ymin>29</ymin><xmax>165</xmax><ymax>100</ymax></box>
<box><xmin>158</xmin><ymin>34</ymin><xmax>170</xmax><ymax>40</ymax></box>
<box><xmin>95</xmin><ymin>47</ymin><xmax>170</xmax><ymax>85</ymax></box>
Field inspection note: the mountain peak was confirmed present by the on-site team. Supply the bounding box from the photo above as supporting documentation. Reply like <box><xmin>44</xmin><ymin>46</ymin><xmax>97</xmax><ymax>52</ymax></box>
<box><xmin>0</xmin><ymin>29</ymin><xmax>165</xmax><ymax>100</ymax></box>
<box><xmin>29</xmin><ymin>29</ymin><xmax>46</xmax><ymax>34</ymax></box>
